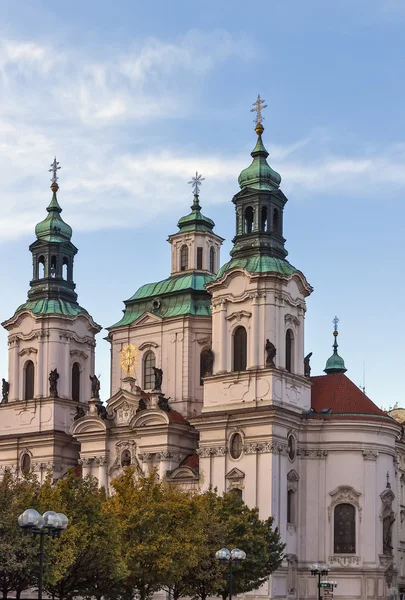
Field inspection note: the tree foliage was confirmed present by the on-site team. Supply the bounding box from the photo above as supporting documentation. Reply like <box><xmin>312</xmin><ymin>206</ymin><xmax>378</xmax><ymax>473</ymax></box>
<box><xmin>105</xmin><ymin>468</ymin><xmax>204</xmax><ymax>600</ymax></box>
<box><xmin>38</xmin><ymin>469</ymin><xmax>124</xmax><ymax>600</ymax></box>
<box><xmin>0</xmin><ymin>471</ymin><xmax>40</xmax><ymax>599</ymax></box>
<box><xmin>0</xmin><ymin>468</ymin><xmax>284</xmax><ymax>600</ymax></box>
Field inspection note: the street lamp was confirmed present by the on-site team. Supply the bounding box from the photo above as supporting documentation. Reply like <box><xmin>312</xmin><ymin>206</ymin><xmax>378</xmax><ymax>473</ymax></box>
<box><xmin>215</xmin><ymin>547</ymin><xmax>246</xmax><ymax>600</ymax></box>
<box><xmin>310</xmin><ymin>562</ymin><xmax>330</xmax><ymax>600</ymax></box>
<box><xmin>18</xmin><ymin>509</ymin><xmax>69</xmax><ymax>600</ymax></box>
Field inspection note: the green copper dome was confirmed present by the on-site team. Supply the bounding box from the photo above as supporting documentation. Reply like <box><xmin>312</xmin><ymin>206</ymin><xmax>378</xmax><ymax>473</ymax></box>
<box><xmin>177</xmin><ymin>194</ymin><xmax>215</xmax><ymax>233</ymax></box>
<box><xmin>324</xmin><ymin>327</ymin><xmax>347</xmax><ymax>374</ymax></box>
<box><xmin>238</xmin><ymin>124</ymin><xmax>281</xmax><ymax>191</ymax></box>
<box><xmin>35</xmin><ymin>186</ymin><xmax>73</xmax><ymax>243</ymax></box>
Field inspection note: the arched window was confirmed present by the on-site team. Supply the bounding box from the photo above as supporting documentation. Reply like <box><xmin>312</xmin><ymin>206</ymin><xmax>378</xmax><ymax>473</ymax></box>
<box><xmin>50</xmin><ymin>255</ymin><xmax>57</xmax><ymax>278</ymax></box>
<box><xmin>24</xmin><ymin>361</ymin><xmax>35</xmax><ymax>400</ymax></box>
<box><xmin>334</xmin><ymin>503</ymin><xmax>356</xmax><ymax>553</ymax></box>
<box><xmin>200</xmin><ymin>349</ymin><xmax>213</xmax><ymax>385</ymax></box>
<box><xmin>62</xmin><ymin>257</ymin><xmax>68</xmax><ymax>280</ymax></box>
<box><xmin>273</xmin><ymin>208</ymin><xmax>280</xmax><ymax>234</ymax></box>
<box><xmin>286</xmin><ymin>329</ymin><xmax>294</xmax><ymax>373</ymax></box>
<box><xmin>244</xmin><ymin>206</ymin><xmax>254</xmax><ymax>234</ymax></box>
<box><xmin>197</xmin><ymin>247</ymin><xmax>203</xmax><ymax>270</ymax></box>
<box><xmin>230</xmin><ymin>433</ymin><xmax>243</xmax><ymax>459</ymax></box>
<box><xmin>209</xmin><ymin>246</ymin><xmax>215</xmax><ymax>273</ymax></box>
<box><xmin>72</xmin><ymin>362</ymin><xmax>80</xmax><ymax>403</ymax></box>
<box><xmin>233</xmin><ymin>326</ymin><xmax>247</xmax><ymax>372</ymax></box>
<box><xmin>21</xmin><ymin>453</ymin><xmax>31</xmax><ymax>476</ymax></box>
<box><xmin>180</xmin><ymin>245</ymin><xmax>188</xmax><ymax>271</ymax></box>
<box><xmin>261</xmin><ymin>206</ymin><xmax>268</xmax><ymax>231</ymax></box>
<box><xmin>38</xmin><ymin>256</ymin><xmax>45</xmax><ymax>279</ymax></box>
<box><xmin>143</xmin><ymin>351</ymin><xmax>156</xmax><ymax>389</ymax></box>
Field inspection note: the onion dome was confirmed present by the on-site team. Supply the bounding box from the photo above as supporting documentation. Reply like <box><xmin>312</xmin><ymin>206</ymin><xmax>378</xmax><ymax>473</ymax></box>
<box><xmin>324</xmin><ymin>318</ymin><xmax>347</xmax><ymax>374</ymax></box>
<box><xmin>177</xmin><ymin>193</ymin><xmax>215</xmax><ymax>233</ymax></box>
<box><xmin>35</xmin><ymin>183</ymin><xmax>73</xmax><ymax>243</ymax></box>
<box><xmin>238</xmin><ymin>123</ymin><xmax>281</xmax><ymax>191</ymax></box>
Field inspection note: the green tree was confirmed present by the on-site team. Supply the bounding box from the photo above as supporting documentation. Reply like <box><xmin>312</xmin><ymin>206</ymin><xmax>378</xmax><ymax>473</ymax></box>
<box><xmin>38</xmin><ymin>469</ymin><xmax>124</xmax><ymax>600</ymax></box>
<box><xmin>216</xmin><ymin>492</ymin><xmax>285</xmax><ymax>599</ymax></box>
<box><xmin>0</xmin><ymin>470</ymin><xmax>40</xmax><ymax>600</ymax></box>
<box><xmin>105</xmin><ymin>468</ymin><xmax>204</xmax><ymax>600</ymax></box>
<box><xmin>173</xmin><ymin>489</ymin><xmax>227</xmax><ymax>600</ymax></box>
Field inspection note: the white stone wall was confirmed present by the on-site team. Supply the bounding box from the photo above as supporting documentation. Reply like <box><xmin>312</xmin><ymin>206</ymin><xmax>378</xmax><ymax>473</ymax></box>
<box><xmin>109</xmin><ymin>315</ymin><xmax>213</xmax><ymax>417</ymax></box>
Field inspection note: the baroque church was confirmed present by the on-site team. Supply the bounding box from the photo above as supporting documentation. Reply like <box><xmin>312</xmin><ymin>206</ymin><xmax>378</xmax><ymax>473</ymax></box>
<box><xmin>1</xmin><ymin>101</ymin><xmax>405</xmax><ymax>600</ymax></box>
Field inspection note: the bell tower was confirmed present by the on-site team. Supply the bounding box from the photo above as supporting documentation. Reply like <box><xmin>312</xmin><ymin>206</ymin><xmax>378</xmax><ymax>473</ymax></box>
<box><xmin>0</xmin><ymin>160</ymin><xmax>101</xmax><ymax>478</ymax></box>
<box><xmin>200</xmin><ymin>97</ymin><xmax>313</xmax><ymax>414</ymax></box>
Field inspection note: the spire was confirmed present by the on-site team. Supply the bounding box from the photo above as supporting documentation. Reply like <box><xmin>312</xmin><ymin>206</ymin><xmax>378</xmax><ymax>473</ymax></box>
<box><xmin>324</xmin><ymin>317</ymin><xmax>347</xmax><ymax>374</ymax></box>
<box><xmin>238</xmin><ymin>95</ymin><xmax>281</xmax><ymax>191</ymax></box>
<box><xmin>35</xmin><ymin>158</ymin><xmax>72</xmax><ymax>242</ymax></box>
<box><xmin>177</xmin><ymin>172</ymin><xmax>215</xmax><ymax>233</ymax></box>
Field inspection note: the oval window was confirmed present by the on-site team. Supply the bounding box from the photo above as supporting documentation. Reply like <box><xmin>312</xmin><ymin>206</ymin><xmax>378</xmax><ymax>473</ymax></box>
<box><xmin>288</xmin><ymin>435</ymin><xmax>296</xmax><ymax>461</ymax></box>
<box><xmin>230</xmin><ymin>433</ymin><xmax>243</xmax><ymax>459</ymax></box>
<box><xmin>21</xmin><ymin>453</ymin><xmax>31</xmax><ymax>475</ymax></box>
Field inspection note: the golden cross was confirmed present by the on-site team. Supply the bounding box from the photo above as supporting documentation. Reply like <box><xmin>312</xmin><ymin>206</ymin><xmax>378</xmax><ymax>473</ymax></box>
<box><xmin>251</xmin><ymin>94</ymin><xmax>267</xmax><ymax>125</ymax></box>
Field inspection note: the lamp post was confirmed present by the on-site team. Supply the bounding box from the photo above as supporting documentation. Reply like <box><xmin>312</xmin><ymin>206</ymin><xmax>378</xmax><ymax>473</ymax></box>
<box><xmin>18</xmin><ymin>509</ymin><xmax>69</xmax><ymax>600</ymax></box>
<box><xmin>215</xmin><ymin>547</ymin><xmax>246</xmax><ymax>600</ymax></box>
<box><xmin>310</xmin><ymin>562</ymin><xmax>330</xmax><ymax>600</ymax></box>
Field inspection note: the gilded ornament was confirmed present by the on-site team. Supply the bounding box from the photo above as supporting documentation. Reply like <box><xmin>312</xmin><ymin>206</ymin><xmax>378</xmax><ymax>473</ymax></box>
<box><xmin>120</xmin><ymin>344</ymin><xmax>138</xmax><ymax>377</ymax></box>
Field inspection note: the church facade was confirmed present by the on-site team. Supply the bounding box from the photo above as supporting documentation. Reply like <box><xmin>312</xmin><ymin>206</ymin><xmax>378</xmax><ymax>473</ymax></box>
<box><xmin>0</xmin><ymin>111</ymin><xmax>403</xmax><ymax>600</ymax></box>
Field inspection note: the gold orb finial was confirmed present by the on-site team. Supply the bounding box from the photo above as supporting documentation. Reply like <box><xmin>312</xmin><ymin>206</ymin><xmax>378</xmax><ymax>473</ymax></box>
<box><xmin>255</xmin><ymin>123</ymin><xmax>264</xmax><ymax>136</ymax></box>
<box><xmin>50</xmin><ymin>182</ymin><xmax>59</xmax><ymax>193</ymax></box>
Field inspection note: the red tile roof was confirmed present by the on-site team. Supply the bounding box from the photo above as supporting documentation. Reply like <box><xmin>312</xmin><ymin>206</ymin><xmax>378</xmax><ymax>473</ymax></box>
<box><xmin>169</xmin><ymin>410</ymin><xmax>189</xmax><ymax>425</ymax></box>
<box><xmin>180</xmin><ymin>453</ymin><xmax>199</xmax><ymax>469</ymax></box>
<box><xmin>310</xmin><ymin>373</ymin><xmax>391</xmax><ymax>421</ymax></box>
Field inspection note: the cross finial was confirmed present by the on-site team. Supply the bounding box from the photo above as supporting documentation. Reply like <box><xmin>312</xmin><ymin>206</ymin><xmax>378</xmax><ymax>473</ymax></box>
<box><xmin>251</xmin><ymin>94</ymin><xmax>267</xmax><ymax>125</ymax></box>
<box><xmin>49</xmin><ymin>157</ymin><xmax>61</xmax><ymax>186</ymax></box>
<box><xmin>333</xmin><ymin>316</ymin><xmax>339</xmax><ymax>332</ymax></box>
<box><xmin>188</xmin><ymin>171</ymin><xmax>205</xmax><ymax>196</ymax></box>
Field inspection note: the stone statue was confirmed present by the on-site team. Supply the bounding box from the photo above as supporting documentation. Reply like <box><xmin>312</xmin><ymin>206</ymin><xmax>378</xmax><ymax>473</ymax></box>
<box><xmin>304</xmin><ymin>352</ymin><xmax>313</xmax><ymax>377</ymax></box>
<box><xmin>1</xmin><ymin>379</ymin><xmax>9</xmax><ymax>403</ymax></box>
<box><xmin>383</xmin><ymin>510</ymin><xmax>396</xmax><ymax>555</ymax></box>
<box><xmin>89</xmin><ymin>374</ymin><xmax>100</xmax><ymax>399</ymax></box>
<box><xmin>265</xmin><ymin>339</ymin><xmax>276</xmax><ymax>367</ymax></box>
<box><xmin>74</xmin><ymin>405</ymin><xmax>86</xmax><ymax>421</ymax></box>
<box><xmin>137</xmin><ymin>398</ymin><xmax>148</xmax><ymax>413</ymax></box>
<box><xmin>95</xmin><ymin>400</ymin><xmax>108</xmax><ymax>420</ymax></box>
<box><xmin>158</xmin><ymin>395</ymin><xmax>170</xmax><ymax>413</ymax></box>
<box><xmin>205</xmin><ymin>349</ymin><xmax>214</xmax><ymax>376</ymax></box>
<box><xmin>49</xmin><ymin>369</ymin><xmax>59</xmax><ymax>398</ymax></box>
<box><xmin>152</xmin><ymin>367</ymin><xmax>163</xmax><ymax>391</ymax></box>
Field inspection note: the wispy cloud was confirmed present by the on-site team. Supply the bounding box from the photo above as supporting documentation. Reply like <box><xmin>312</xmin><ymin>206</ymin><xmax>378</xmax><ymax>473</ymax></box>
<box><xmin>0</xmin><ymin>31</ymin><xmax>404</xmax><ymax>242</ymax></box>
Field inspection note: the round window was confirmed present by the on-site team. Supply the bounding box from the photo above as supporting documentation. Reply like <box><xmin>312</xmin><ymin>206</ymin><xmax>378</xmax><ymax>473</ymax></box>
<box><xmin>230</xmin><ymin>433</ymin><xmax>243</xmax><ymax>459</ymax></box>
<box><xmin>288</xmin><ymin>435</ymin><xmax>296</xmax><ymax>461</ymax></box>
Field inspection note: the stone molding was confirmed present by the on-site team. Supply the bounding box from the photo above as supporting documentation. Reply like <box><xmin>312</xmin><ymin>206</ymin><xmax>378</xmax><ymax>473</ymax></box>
<box><xmin>197</xmin><ymin>446</ymin><xmax>227</xmax><ymax>457</ymax></box>
<box><xmin>19</xmin><ymin>347</ymin><xmax>38</xmax><ymax>357</ymax></box>
<box><xmin>363</xmin><ymin>450</ymin><xmax>379</xmax><ymax>461</ymax></box>
<box><xmin>226</xmin><ymin>310</ymin><xmax>252</xmax><ymax>322</ymax></box>
<box><xmin>70</xmin><ymin>349</ymin><xmax>88</xmax><ymax>360</ymax></box>
<box><xmin>329</xmin><ymin>555</ymin><xmax>361</xmax><ymax>567</ymax></box>
<box><xmin>95</xmin><ymin>456</ymin><xmax>107</xmax><ymax>466</ymax></box>
<box><xmin>138</xmin><ymin>452</ymin><xmax>153</xmax><ymax>461</ymax></box>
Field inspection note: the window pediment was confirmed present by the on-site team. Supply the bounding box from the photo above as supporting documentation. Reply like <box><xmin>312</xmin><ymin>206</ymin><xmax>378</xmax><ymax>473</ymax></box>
<box><xmin>226</xmin><ymin>467</ymin><xmax>245</xmax><ymax>480</ymax></box>
<box><xmin>328</xmin><ymin>485</ymin><xmax>362</xmax><ymax>522</ymax></box>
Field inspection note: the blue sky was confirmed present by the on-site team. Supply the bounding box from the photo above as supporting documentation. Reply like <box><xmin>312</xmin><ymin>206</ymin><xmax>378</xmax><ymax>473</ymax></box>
<box><xmin>0</xmin><ymin>0</ymin><xmax>404</xmax><ymax>408</ymax></box>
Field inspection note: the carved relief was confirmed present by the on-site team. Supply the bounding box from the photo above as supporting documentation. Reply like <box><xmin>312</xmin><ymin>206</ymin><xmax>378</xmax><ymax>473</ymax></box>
<box><xmin>329</xmin><ymin>555</ymin><xmax>361</xmax><ymax>567</ymax></box>
<box><xmin>285</xmin><ymin>314</ymin><xmax>300</xmax><ymax>328</ymax></box>
<box><xmin>226</xmin><ymin>310</ymin><xmax>252</xmax><ymax>322</ymax></box>
<box><xmin>19</xmin><ymin>347</ymin><xmax>38</xmax><ymax>357</ymax></box>
<box><xmin>297</xmin><ymin>448</ymin><xmax>328</xmax><ymax>459</ymax></box>
<box><xmin>116</xmin><ymin>401</ymin><xmax>135</xmax><ymax>425</ymax></box>
<box><xmin>328</xmin><ymin>486</ymin><xmax>362</xmax><ymax>523</ymax></box>
<box><xmin>363</xmin><ymin>450</ymin><xmax>379</xmax><ymax>461</ymax></box>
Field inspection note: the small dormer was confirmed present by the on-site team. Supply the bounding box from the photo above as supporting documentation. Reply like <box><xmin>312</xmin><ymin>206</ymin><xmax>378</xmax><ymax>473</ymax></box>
<box><xmin>167</xmin><ymin>173</ymin><xmax>224</xmax><ymax>276</ymax></box>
